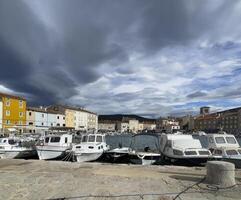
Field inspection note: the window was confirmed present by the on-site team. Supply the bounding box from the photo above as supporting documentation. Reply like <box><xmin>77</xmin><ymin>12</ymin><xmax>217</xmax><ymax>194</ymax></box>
<box><xmin>82</xmin><ymin>136</ymin><xmax>88</xmax><ymax>142</ymax></box>
<box><xmin>63</xmin><ymin>124</ymin><xmax>66</xmax><ymax>127</ymax></box>
<box><xmin>5</xmin><ymin>98</ymin><xmax>10</xmax><ymax>106</ymax></box>
<box><xmin>213</xmin><ymin>149</ymin><xmax>222</xmax><ymax>155</ymax></box>
<box><xmin>63</xmin><ymin>117</ymin><xmax>65</xmax><ymax>120</ymax></box>
<box><xmin>57</xmin><ymin>116</ymin><xmax>59</xmax><ymax>119</ymax></box>
<box><xmin>50</xmin><ymin>137</ymin><xmax>60</xmax><ymax>143</ymax></box>
<box><xmin>56</xmin><ymin>123</ymin><xmax>60</xmax><ymax>126</ymax></box>
<box><xmin>184</xmin><ymin>151</ymin><xmax>197</xmax><ymax>155</ymax></box>
<box><xmin>96</xmin><ymin>136</ymin><xmax>102</xmax><ymax>142</ymax></box>
<box><xmin>29</xmin><ymin>122</ymin><xmax>33</xmax><ymax>125</ymax></box>
<box><xmin>51</xmin><ymin>123</ymin><xmax>53</xmax><ymax>126</ymax></box>
<box><xmin>6</xmin><ymin>110</ymin><xmax>10</xmax><ymax>116</ymax></box>
<box><xmin>45</xmin><ymin>137</ymin><xmax>49</xmax><ymax>143</ymax></box>
<box><xmin>215</xmin><ymin>137</ymin><xmax>226</xmax><ymax>144</ymax></box>
<box><xmin>88</xmin><ymin>135</ymin><xmax>95</xmax><ymax>142</ymax></box>
<box><xmin>226</xmin><ymin>137</ymin><xmax>236</xmax><ymax>144</ymax></box>
<box><xmin>19</xmin><ymin>100</ymin><xmax>23</xmax><ymax>108</ymax></box>
<box><xmin>29</xmin><ymin>112</ymin><xmax>32</xmax><ymax>116</ymax></box>
<box><xmin>65</xmin><ymin>137</ymin><xmax>68</xmax><ymax>143</ymax></box>
<box><xmin>6</xmin><ymin>120</ymin><xmax>10</xmax><ymax>125</ymax></box>
<box><xmin>42</xmin><ymin>123</ymin><xmax>44</xmax><ymax>126</ymax></box>
<box><xmin>19</xmin><ymin>121</ymin><xmax>22</xmax><ymax>125</ymax></box>
<box><xmin>19</xmin><ymin>112</ymin><xmax>23</xmax><ymax>117</ymax></box>
<box><xmin>42</xmin><ymin>114</ymin><xmax>44</xmax><ymax>118</ymax></box>
<box><xmin>226</xmin><ymin>150</ymin><xmax>238</xmax><ymax>155</ymax></box>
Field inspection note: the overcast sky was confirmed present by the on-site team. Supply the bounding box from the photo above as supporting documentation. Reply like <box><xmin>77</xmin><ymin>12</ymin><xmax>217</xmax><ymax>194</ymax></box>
<box><xmin>1</xmin><ymin>0</ymin><xmax>241</xmax><ymax>118</ymax></box>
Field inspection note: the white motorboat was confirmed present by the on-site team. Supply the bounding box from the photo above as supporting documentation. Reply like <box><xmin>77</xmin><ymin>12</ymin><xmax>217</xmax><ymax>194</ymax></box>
<box><xmin>105</xmin><ymin>147</ymin><xmax>130</xmax><ymax>163</ymax></box>
<box><xmin>72</xmin><ymin>134</ymin><xmax>109</xmax><ymax>162</ymax></box>
<box><xmin>206</xmin><ymin>133</ymin><xmax>241</xmax><ymax>168</ymax></box>
<box><xmin>36</xmin><ymin>134</ymin><xmax>73</xmax><ymax>160</ymax></box>
<box><xmin>212</xmin><ymin>147</ymin><xmax>241</xmax><ymax>168</ymax></box>
<box><xmin>160</xmin><ymin>134</ymin><xmax>211</xmax><ymax>165</ymax></box>
<box><xmin>128</xmin><ymin>133</ymin><xmax>162</xmax><ymax>165</ymax></box>
<box><xmin>206</xmin><ymin>133</ymin><xmax>240</xmax><ymax>151</ymax></box>
<box><xmin>0</xmin><ymin>138</ymin><xmax>36</xmax><ymax>159</ymax></box>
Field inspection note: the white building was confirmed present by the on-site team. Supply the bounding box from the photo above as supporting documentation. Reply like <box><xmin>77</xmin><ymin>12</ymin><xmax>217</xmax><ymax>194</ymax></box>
<box><xmin>74</xmin><ymin>110</ymin><xmax>88</xmax><ymax>131</ymax></box>
<box><xmin>26</xmin><ymin>107</ymin><xmax>66</xmax><ymax>133</ymax></box>
<box><xmin>98</xmin><ymin>122</ymin><xmax>116</xmax><ymax>131</ymax></box>
<box><xmin>87</xmin><ymin>112</ymin><xmax>98</xmax><ymax>131</ymax></box>
<box><xmin>56</xmin><ymin>113</ymin><xmax>66</xmax><ymax>127</ymax></box>
<box><xmin>117</xmin><ymin>122</ymin><xmax>129</xmax><ymax>133</ymax></box>
<box><xmin>129</xmin><ymin>119</ymin><xmax>139</xmax><ymax>133</ymax></box>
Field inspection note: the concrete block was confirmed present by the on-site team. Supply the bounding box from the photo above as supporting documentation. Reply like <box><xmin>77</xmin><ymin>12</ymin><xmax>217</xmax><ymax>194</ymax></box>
<box><xmin>206</xmin><ymin>161</ymin><xmax>236</xmax><ymax>187</ymax></box>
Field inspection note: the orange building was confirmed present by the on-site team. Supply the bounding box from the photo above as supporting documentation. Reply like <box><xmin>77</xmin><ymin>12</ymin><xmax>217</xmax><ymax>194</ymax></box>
<box><xmin>0</xmin><ymin>93</ymin><xmax>27</xmax><ymax>133</ymax></box>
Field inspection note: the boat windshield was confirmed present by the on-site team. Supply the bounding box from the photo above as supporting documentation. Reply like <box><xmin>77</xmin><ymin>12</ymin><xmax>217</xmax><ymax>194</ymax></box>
<box><xmin>96</xmin><ymin>136</ymin><xmax>103</xmax><ymax>143</ymax></box>
<box><xmin>50</xmin><ymin>137</ymin><xmax>60</xmax><ymax>143</ymax></box>
<box><xmin>88</xmin><ymin>135</ymin><xmax>95</xmax><ymax>142</ymax></box>
<box><xmin>173</xmin><ymin>139</ymin><xmax>202</xmax><ymax>149</ymax></box>
<box><xmin>130</xmin><ymin>134</ymin><xmax>160</xmax><ymax>152</ymax></box>
<box><xmin>82</xmin><ymin>135</ymin><xmax>88</xmax><ymax>142</ymax></box>
<box><xmin>226</xmin><ymin>149</ymin><xmax>239</xmax><ymax>155</ymax></box>
<box><xmin>226</xmin><ymin>137</ymin><xmax>236</xmax><ymax>144</ymax></box>
<box><xmin>215</xmin><ymin>137</ymin><xmax>226</xmax><ymax>144</ymax></box>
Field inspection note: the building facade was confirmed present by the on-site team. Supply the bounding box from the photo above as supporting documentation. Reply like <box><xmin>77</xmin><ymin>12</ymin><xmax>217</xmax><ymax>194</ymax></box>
<box><xmin>26</xmin><ymin>107</ymin><xmax>66</xmax><ymax>133</ymax></box>
<box><xmin>47</xmin><ymin>105</ymin><xmax>98</xmax><ymax>131</ymax></box>
<box><xmin>87</xmin><ymin>112</ymin><xmax>98</xmax><ymax>131</ymax></box>
<box><xmin>0</xmin><ymin>93</ymin><xmax>27</xmax><ymax>133</ymax></box>
<box><xmin>0</xmin><ymin>100</ymin><xmax>2</xmax><ymax>130</ymax></box>
<box><xmin>99</xmin><ymin>114</ymin><xmax>156</xmax><ymax>133</ymax></box>
<box><xmin>98</xmin><ymin>122</ymin><xmax>116</xmax><ymax>132</ymax></box>
<box><xmin>194</xmin><ymin>107</ymin><xmax>241</xmax><ymax>136</ymax></box>
<box><xmin>156</xmin><ymin>118</ymin><xmax>180</xmax><ymax>133</ymax></box>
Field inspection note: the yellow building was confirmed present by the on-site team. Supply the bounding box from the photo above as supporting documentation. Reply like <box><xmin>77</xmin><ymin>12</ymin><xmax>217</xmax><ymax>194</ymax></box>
<box><xmin>0</xmin><ymin>93</ymin><xmax>27</xmax><ymax>133</ymax></box>
<box><xmin>65</xmin><ymin>109</ymin><xmax>75</xmax><ymax>128</ymax></box>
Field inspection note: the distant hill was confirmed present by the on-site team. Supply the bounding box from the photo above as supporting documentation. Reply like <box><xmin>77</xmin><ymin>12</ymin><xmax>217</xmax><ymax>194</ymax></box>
<box><xmin>98</xmin><ymin>114</ymin><xmax>156</xmax><ymax>123</ymax></box>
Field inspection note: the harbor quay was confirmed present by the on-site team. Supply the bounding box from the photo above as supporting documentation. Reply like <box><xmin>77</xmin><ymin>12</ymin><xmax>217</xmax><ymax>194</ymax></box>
<box><xmin>0</xmin><ymin>159</ymin><xmax>241</xmax><ymax>200</ymax></box>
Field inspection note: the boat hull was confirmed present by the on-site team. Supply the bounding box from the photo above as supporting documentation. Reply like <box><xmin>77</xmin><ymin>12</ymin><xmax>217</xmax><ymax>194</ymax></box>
<box><xmin>129</xmin><ymin>153</ymin><xmax>161</xmax><ymax>165</ymax></box>
<box><xmin>36</xmin><ymin>146</ymin><xmax>68</xmax><ymax>160</ymax></box>
<box><xmin>163</xmin><ymin>155</ymin><xmax>209</xmax><ymax>166</ymax></box>
<box><xmin>0</xmin><ymin>149</ymin><xmax>36</xmax><ymax>159</ymax></box>
<box><xmin>75</xmin><ymin>152</ymin><xmax>103</xmax><ymax>162</ymax></box>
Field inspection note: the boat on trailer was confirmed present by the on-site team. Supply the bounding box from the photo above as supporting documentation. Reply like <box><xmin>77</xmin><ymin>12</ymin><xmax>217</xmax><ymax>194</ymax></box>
<box><xmin>0</xmin><ymin>137</ymin><xmax>36</xmax><ymax>159</ymax></box>
<box><xmin>160</xmin><ymin>133</ymin><xmax>211</xmax><ymax>166</ymax></box>
<box><xmin>72</xmin><ymin>134</ymin><xmax>109</xmax><ymax>162</ymax></box>
<box><xmin>128</xmin><ymin>133</ymin><xmax>162</xmax><ymax>165</ymax></box>
<box><xmin>36</xmin><ymin>134</ymin><xmax>73</xmax><ymax>160</ymax></box>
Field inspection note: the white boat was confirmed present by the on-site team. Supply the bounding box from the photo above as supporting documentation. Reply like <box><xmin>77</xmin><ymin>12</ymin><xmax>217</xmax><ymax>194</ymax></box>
<box><xmin>0</xmin><ymin>138</ymin><xmax>36</xmax><ymax>159</ymax></box>
<box><xmin>36</xmin><ymin>134</ymin><xmax>73</xmax><ymax>160</ymax></box>
<box><xmin>206</xmin><ymin>133</ymin><xmax>241</xmax><ymax>168</ymax></box>
<box><xmin>206</xmin><ymin>133</ymin><xmax>240</xmax><ymax>151</ymax></box>
<box><xmin>160</xmin><ymin>134</ymin><xmax>211</xmax><ymax>165</ymax></box>
<box><xmin>128</xmin><ymin>133</ymin><xmax>162</xmax><ymax>165</ymax></box>
<box><xmin>72</xmin><ymin>134</ymin><xmax>109</xmax><ymax>162</ymax></box>
<box><xmin>105</xmin><ymin>147</ymin><xmax>130</xmax><ymax>163</ymax></box>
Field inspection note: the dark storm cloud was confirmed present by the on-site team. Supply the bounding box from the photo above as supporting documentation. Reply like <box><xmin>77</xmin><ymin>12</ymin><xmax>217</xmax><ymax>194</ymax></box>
<box><xmin>1</xmin><ymin>0</ymin><xmax>241</xmax><ymax>112</ymax></box>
